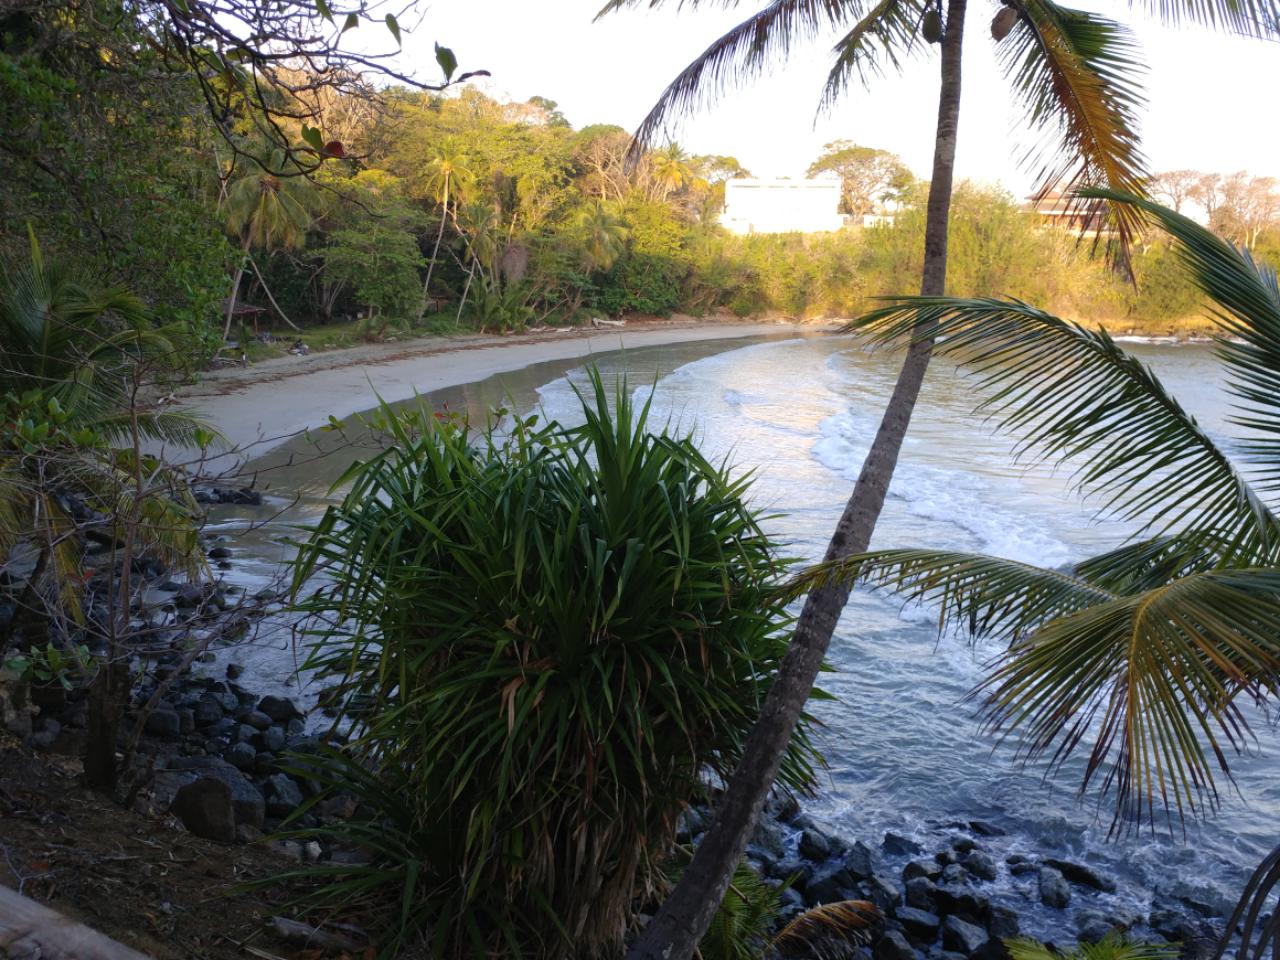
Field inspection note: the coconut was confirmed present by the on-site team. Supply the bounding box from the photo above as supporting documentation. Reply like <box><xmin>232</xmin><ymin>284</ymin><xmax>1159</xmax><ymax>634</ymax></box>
<box><xmin>991</xmin><ymin>6</ymin><xmax>1018</xmax><ymax>40</ymax></box>
<box><xmin>922</xmin><ymin>9</ymin><xmax>944</xmax><ymax>43</ymax></box>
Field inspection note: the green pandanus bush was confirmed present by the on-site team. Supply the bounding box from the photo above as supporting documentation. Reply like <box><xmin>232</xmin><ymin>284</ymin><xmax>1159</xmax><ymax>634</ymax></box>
<box><xmin>284</xmin><ymin>370</ymin><xmax>820</xmax><ymax>959</ymax></box>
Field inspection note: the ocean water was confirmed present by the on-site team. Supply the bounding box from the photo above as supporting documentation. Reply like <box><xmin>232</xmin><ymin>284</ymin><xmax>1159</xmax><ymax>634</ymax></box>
<box><xmin>219</xmin><ymin>332</ymin><xmax>1278</xmax><ymax>939</ymax></box>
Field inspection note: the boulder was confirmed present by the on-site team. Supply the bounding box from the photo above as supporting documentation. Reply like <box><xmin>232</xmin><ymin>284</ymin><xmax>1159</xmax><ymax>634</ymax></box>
<box><xmin>962</xmin><ymin>852</ymin><xmax>998</xmax><ymax>882</ymax></box>
<box><xmin>1077</xmin><ymin>911</ymin><xmax>1117</xmax><ymax>945</ymax></box>
<box><xmin>951</xmin><ymin>837</ymin><xmax>978</xmax><ymax>855</ymax></box>
<box><xmin>265</xmin><ymin>772</ymin><xmax>305</xmax><ymax>817</ymax></box>
<box><xmin>846</xmin><ymin>840</ymin><xmax>878</xmax><ymax>880</ymax></box>
<box><xmin>145</xmin><ymin>708</ymin><xmax>182</xmax><ymax>740</ymax></box>
<box><xmin>942</xmin><ymin>917</ymin><xmax>989</xmax><ymax>957</ymax></box>
<box><xmin>896</xmin><ymin>907</ymin><xmax>941</xmax><ymax>944</ymax></box>
<box><xmin>243</xmin><ymin>710</ymin><xmax>273</xmax><ymax>730</ymax></box>
<box><xmin>751</xmin><ymin>817</ymin><xmax>787</xmax><ymax>859</ymax></box>
<box><xmin>883</xmin><ymin>833</ymin><xmax>924</xmax><ymax>857</ymax></box>
<box><xmin>934</xmin><ymin>886</ymin><xmax>991</xmax><ymax>926</ymax></box>
<box><xmin>193</xmin><ymin>695</ymin><xmax>224</xmax><ymax>727</ymax></box>
<box><xmin>903</xmin><ymin>859</ymin><xmax>943</xmax><ymax>882</ymax></box>
<box><xmin>905</xmin><ymin>878</ymin><xmax>938</xmax><ymax>912</ymax></box>
<box><xmin>968</xmin><ymin>821</ymin><xmax>1006</xmax><ymax>837</ymax></box>
<box><xmin>860</xmin><ymin>874</ymin><xmax>902</xmax><ymax>913</ymax></box>
<box><xmin>225</xmin><ymin>741</ymin><xmax>256</xmax><ymax>771</ymax></box>
<box><xmin>258</xmin><ymin>695</ymin><xmax>302</xmax><ymax>722</ymax></box>
<box><xmin>875</xmin><ymin>930</ymin><xmax>918</xmax><ymax>960</ymax></box>
<box><xmin>806</xmin><ymin>867</ymin><xmax>858</xmax><ymax>907</ymax></box>
<box><xmin>166</xmin><ymin>756</ymin><xmax>265</xmax><ymax>829</ymax></box>
<box><xmin>1039</xmin><ymin>867</ymin><xmax>1072</xmax><ymax>909</ymax></box>
<box><xmin>170</xmin><ymin>777</ymin><xmax>236</xmax><ymax>842</ymax></box>
<box><xmin>941</xmin><ymin>864</ymin><xmax>967</xmax><ymax>885</ymax></box>
<box><xmin>989</xmin><ymin>905</ymin><xmax>1020</xmax><ymax>940</ymax></box>
<box><xmin>800</xmin><ymin>828</ymin><xmax>832</xmax><ymax>862</ymax></box>
<box><xmin>1042</xmin><ymin>858</ymin><xmax>1118</xmax><ymax>894</ymax></box>
<box><xmin>257</xmin><ymin>724</ymin><xmax>286</xmax><ymax>753</ymax></box>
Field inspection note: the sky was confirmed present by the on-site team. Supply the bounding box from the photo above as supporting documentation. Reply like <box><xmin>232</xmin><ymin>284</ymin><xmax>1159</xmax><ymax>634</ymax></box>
<box><xmin>387</xmin><ymin>0</ymin><xmax>1279</xmax><ymax>197</ymax></box>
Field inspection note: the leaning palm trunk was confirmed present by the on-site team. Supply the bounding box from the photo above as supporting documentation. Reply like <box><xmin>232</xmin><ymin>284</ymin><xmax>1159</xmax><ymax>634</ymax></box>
<box><xmin>623</xmin><ymin>1</ymin><xmax>967</xmax><ymax>956</ymax></box>
<box><xmin>417</xmin><ymin>176</ymin><xmax>449</xmax><ymax>321</ymax></box>
<box><xmin>222</xmin><ymin>235</ymin><xmax>252</xmax><ymax>341</ymax></box>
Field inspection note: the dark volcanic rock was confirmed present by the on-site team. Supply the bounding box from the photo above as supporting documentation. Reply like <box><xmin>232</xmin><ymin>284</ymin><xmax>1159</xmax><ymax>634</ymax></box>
<box><xmin>1042</xmin><ymin>858</ymin><xmax>1117</xmax><ymax>894</ymax></box>
<box><xmin>989</xmin><ymin>905</ymin><xmax>1020</xmax><ymax>941</ymax></box>
<box><xmin>903</xmin><ymin>859</ymin><xmax>943</xmax><ymax>883</ymax></box>
<box><xmin>962</xmin><ymin>852</ymin><xmax>998</xmax><ymax>882</ymax></box>
<box><xmin>905</xmin><ymin>878</ymin><xmax>939</xmax><ymax>912</ymax></box>
<box><xmin>257</xmin><ymin>724</ymin><xmax>286</xmax><ymax>753</ymax></box>
<box><xmin>171</xmin><ymin>777</ymin><xmax>236</xmax><ymax>843</ymax></box>
<box><xmin>265</xmin><ymin>772</ymin><xmax>304</xmax><ymax>817</ymax></box>
<box><xmin>875</xmin><ymin>930</ymin><xmax>918</xmax><ymax>960</ymax></box>
<box><xmin>934</xmin><ymin>886</ymin><xmax>991</xmax><ymax>926</ymax></box>
<box><xmin>884</xmin><ymin>833</ymin><xmax>924</xmax><ymax>857</ymax></box>
<box><xmin>800</xmin><ymin>828</ymin><xmax>832</xmax><ymax>862</ymax></box>
<box><xmin>896</xmin><ymin>907</ymin><xmax>941</xmax><ymax>943</ymax></box>
<box><xmin>942</xmin><ymin>917</ymin><xmax>989</xmax><ymax>957</ymax></box>
<box><xmin>860</xmin><ymin>874</ymin><xmax>902</xmax><ymax>913</ymax></box>
<box><xmin>1038</xmin><ymin>867</ymin><xmax>1072</xmax><ymax>909</ymax></box>
<box><xmin>166</xmin><ymin>756</ymin><xmax>265</xmax><ymax>829</ymax></box>
<box><xmin>225</xmin><ymin>741</ymin><xmax>256</xmax><ymax>771</ymax></box>
<box><xmin>258</xmin><ymin>695</ymin><xmax>302</xmax><ymax>722</ymax></box>
<box><xmin>845</xmin><ymin>840</ymin><xmax>878</xmax><ymax>880</ymax></box>
<box><xmin>145</xmin><ymin>708</ymin><xmax>181</xmax><ymax>740</ymax></box>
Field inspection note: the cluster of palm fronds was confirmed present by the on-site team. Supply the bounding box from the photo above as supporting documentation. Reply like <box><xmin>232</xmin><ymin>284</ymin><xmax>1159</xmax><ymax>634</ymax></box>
<box><xmin>826</xmin><ymin>190</ymin><xmax>1280</xmax><ymax>936</ymax></box>
<box><xmin>1</xmin><ymin>234</ymin><xmax>211</xmax><ymax>640</ymax></box>
<box><xmin>285</xmin><ymin>372</ymin><xmax>820</xmax><ymax>959</ymax></box>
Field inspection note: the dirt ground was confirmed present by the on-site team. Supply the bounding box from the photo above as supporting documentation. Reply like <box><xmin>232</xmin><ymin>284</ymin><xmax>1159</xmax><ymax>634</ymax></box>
<box><xmin>0</xmin><ymin>739</ymin><xmax>356</xmax><ymax>959</ymax></box>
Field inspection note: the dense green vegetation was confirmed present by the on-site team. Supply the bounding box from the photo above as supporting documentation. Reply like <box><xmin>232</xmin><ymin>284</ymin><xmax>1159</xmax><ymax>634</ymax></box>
<box><xmin>286</xmin><ymin>376</ymin><xmax>819</xmax><ymax>958</ymax></box>
<box><xmin>6</xmin><ymin>2</ymin><xmax>1278</xmax><ymax>360</ymax></box>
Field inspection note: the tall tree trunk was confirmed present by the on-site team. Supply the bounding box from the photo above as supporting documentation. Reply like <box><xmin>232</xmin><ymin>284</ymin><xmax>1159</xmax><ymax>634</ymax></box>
<box><xmin>418</xmin><ymin>176</ymin><xmax>450</xmax><ymax>321</ymax></box>
<box><xmin>623</xmin><ymin>2</ymin><xmax>967</xmax><ymax>957</ymax></box>
<box><xmin>222</xmin><ymin>235</ymin><xmax>252</xmax><ymax>340</ymax></box>
<box><xmin>247</xmin><ymin>254</ymin><xmax>301</xmax><ymax>330</ymax></box>
<box><xmin>456</xmin><ymin>256</ymin><xmax>477</xmax><ymax>325</ymax></box>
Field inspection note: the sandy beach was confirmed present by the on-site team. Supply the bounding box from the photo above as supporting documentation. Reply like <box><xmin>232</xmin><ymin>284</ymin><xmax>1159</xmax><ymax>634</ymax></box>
<box><xmin>177</xmin><ymin>319</ymin><xmax>827</xmax><ymax>461</ymax></box>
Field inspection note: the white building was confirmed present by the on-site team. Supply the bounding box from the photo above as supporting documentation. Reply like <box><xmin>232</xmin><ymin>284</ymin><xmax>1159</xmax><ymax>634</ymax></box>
<box><xmin>720</xmin><ymin>177</ymin><xmax>845</xmax><ymax>235</ymax></box>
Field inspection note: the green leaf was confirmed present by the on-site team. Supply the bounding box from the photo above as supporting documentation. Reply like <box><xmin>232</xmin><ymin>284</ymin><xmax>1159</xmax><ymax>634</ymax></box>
<box><xmin>435</xmin><ymin>43</ymin><xmax>458</xmax><ymax>81</ymax></box>
<box><xmin>301</xmin><ymin>125</ymin><xmax>325</xmax><ymax>152</ymax></box>
<box><xmin>316</xmin><ymin>0</ymin><xmax>332</xmax><ymax>21</ymax></box>
<box><xmin>385</xmin><ymin>13</ymin><xmax>401</xmax><ymax>45</ymax></box>
<box><xmin>342</xmin><ymin>11</ymin><xmax>359</xmax><ymax>33</ymax></box>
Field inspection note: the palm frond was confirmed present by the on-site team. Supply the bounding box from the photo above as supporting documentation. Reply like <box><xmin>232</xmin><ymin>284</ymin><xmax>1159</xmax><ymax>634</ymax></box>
<box><xmin>845</xmin><ymin>298</ymin><xmax>1279</xmax><ymax>561</ymax></box>
<box><xmin>819</xmin><ymin>0</ymin><xmax>924</xmax><ymax>108</ymax></box>
<box><xmin>771</xmin><ymin>900</ymin><xmax>882</xmax><ymax>959</ymax></box>
<box><xmin>980</xmin><ymin>566</ymin><xmax>1280</xmax><ymax>828</ymax></box>
<box><xmin>605</xmin><ymin>0</ymin><xmax>864</xmax><ymax>150</ymax></box>
<box><xmin>1214</xmin><ymin>842</ymin><xmax>1280</xmax><ymax>960</ymax></box>
<box><xmin>1130</xmin><ymin>0</ymin><xmax>1280</xmax><ymax>38</ymax></box>
<box><xmin>1010</xmin><ymin>934</ymin><xmax>1180</xmax><ymax>960</ymax></box>
<box><xmin>1079</xmin><ymin>188</ymin><xmax>1280</xmax><ymax>489</ymax></box>
<box><xmin>1000</xmin><ymin>0</ymin><xmax>1149</xmax><ymax>271</ymax></box>
<box><xmin>783</xmin><ymin>548</ymin><xmax>1116</xmax><ymax>642</ymax></box>
<box><xmin>826</xmin><ymin>547</ymin><xmax>1280</xmax><ymax>829</ymax></box>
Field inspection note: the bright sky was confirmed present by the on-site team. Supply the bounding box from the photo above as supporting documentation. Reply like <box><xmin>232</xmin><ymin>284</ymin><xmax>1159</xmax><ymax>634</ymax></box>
<box><xmin>394</xmin><ymin>1</ymin><xmax>1278</xmax><ymax>196</ymax></box>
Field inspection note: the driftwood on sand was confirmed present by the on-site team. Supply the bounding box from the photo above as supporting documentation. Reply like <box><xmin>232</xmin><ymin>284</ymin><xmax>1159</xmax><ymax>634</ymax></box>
<box><xmin>0</xmin><ymin>884</ymin><xmax>151</xmax><ymax>959</ymax></box>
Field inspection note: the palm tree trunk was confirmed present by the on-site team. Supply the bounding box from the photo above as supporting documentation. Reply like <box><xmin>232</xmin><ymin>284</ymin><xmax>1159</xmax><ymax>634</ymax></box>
<box><xmin>418</xmin><ymin>176</ymin><xmax>450</xmax><ymax>321</ymax></box>
<box><xmin>455</xmin><ymin>255</ymin><xmax>477</xmax><ymax>325</ymax></box>
<box><xmin>623</xmin><ymin>2</ymin><xmax>967</xmax><ymax>958</ymax></box>
<box><xmin>223</xmin><ymin>235</ymin><xmax>252</xmax><ymax>341</ymax></box>
<box><xmin>247</xmin><ymin>254</ymin><xmax>301</xmax><ymax>331</ymax></box>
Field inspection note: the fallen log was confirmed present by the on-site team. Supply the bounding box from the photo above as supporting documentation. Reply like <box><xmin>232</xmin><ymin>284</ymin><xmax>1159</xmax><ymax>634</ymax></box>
<box><xmin>0</xmin><ymin>884</ymin><xmax>151</xmax><ymax>959</ymax></box>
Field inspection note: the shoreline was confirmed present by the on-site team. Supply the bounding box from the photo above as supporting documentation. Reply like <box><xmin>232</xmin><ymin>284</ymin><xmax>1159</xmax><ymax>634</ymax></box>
<box><xmin>177</xmin><ymin>319</ymin><xmax>832</xmax><ymax>461</ymax></box>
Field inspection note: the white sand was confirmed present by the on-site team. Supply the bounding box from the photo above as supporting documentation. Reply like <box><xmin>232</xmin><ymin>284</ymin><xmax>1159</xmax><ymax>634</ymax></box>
<box><xmin>176</xmin><ymin>321</ymin><xmax>824</xmax><ymax>464</ymax></box>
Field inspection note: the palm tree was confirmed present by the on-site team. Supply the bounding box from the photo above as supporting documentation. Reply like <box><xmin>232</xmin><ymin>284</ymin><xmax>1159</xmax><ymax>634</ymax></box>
<box><xmin>836</xmin><ymin>190</ymin><xmax>1280</xmax><ymax>935</ymax></box>
<box><xmin>221</xmin><ymin>152</ymin><xmax>314</xmax><ymax>338</ymax></box>
<box><xmin>651</xmin><ymin>143</ymin><xmax>693</xmax><ymax>201</ymax></box>
<box><xmin>599</xmin><ymin>0</ymin><xmax>1280</xmax><ymax>954</ymax></box>
<box><xmin>841</xmin><ymin>190</ymin><xmax>1280</xmax><ymax>824</ymax></box>
<box><xmin>416</xmin><ymin>139</ymin><xmax>475</xmax><ymax>320</ymax></box>
<box><xmin>0</xmin><ymin>232</ymin><xmax>206</xmax><ymax>446</ymax></box>
<box><xmin>574</xmin><ymin>200</ymin><xmax>630</xmax><ymax>271</ymax></box>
